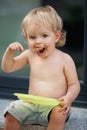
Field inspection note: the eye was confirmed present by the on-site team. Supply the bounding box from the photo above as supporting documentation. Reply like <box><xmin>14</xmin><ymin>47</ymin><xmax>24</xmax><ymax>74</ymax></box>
<box><xmin>42</xmin><ymin>34</ymin><xmax>48</xmax><ymax>38</ymax></box>
<box><xmin>29</xmin><ymin>36</ymin><xmax>36</xmax><ymax>39</ymax></box>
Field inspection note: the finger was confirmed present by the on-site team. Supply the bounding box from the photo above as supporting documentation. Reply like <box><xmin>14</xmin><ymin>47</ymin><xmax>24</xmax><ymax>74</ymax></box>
<box><xmin>19</xmin><ymin>45</ymin><xmax>24</xmax><ymax>52</ymax></box>
<box><xmin>21</xmin><ymin>46</ymin><xmax>24</xmax><ymax>51</ymax></box>
<box><xmin>59</xmin><ymin>106</ymin><xmax>66</xmax><ymax>112</ymax></box>
<box><xmin>9</xmin><ymin>44</ymin><xmax>16</xmax><ymax>50</ymax></box>
<box><xmin>63</xmin><ymin>107</ymin><xmax>70</xmax><ymax>115</ymax></box>
<box><xmin>9</xmin><ymin>43</ymin><xmax>24</xmax><ymax>52</ymax></box>
<box><xmin>14</xmin><ymin>43</ymin><xmax>24</xmax><ymax>51</ymax></box>
<box><xmin>60</xmin><ymin>100</ymin><xmax>64</xmax><ymax>107</ymax></box>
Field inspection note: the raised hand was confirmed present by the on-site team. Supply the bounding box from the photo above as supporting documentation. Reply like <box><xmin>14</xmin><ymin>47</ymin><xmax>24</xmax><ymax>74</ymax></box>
<box><xmin>8</xmin><ymin>42</ymin><xmax>24</xmax><ymax>52</ymax></box>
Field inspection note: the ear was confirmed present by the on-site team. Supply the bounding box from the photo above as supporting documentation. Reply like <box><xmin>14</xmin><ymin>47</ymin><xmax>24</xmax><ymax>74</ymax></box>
<box><xmin>55</xmin><ymin>32</ymin><xmax>61</xmax><ymax>43</ymax></box>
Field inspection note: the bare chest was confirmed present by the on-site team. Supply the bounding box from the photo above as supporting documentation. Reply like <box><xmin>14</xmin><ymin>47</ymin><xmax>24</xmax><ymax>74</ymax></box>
<box><xmin>30</xmin><ymin>57</ymin><xmax>64</xmax><ymax>79</ymax></box>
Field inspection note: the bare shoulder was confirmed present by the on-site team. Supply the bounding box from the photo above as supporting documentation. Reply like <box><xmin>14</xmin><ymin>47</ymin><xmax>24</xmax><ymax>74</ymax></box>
<box><xmin>23</xmin><ymin>49</ymin><xmax>30</xmax><ymax>54</ymax></box>
<box><xmin>60</xmin><ymin>51</ymin><xmax>75</xmax><ymax>65</ymax></box>
<box><xmin>14</xmin><ymin>49</ymin><xmax>31</xmax><ymax>62</ymax></box>
<box><xmin>21</xmin><ymin>49</ymin><xmax>35</xmax><ymax>62</ymax></box>
<box><xmin>20</xmin><ymin>49</ymin><xmax>31</xmax><ymax>57</ymax></box>
<box><xmin>56</xmin><ymin>50</ymin><xmax>76</xmax><ymax>70</ymax></box>
<box><xmin>59</xmin><ymin>51</ymin><xmax>77</xmax><ymax>76</ymax></box>
<box><xmin>57</xmin><ymin>50</ymin><xmax>73</xmax><ymax>61</ymax></box>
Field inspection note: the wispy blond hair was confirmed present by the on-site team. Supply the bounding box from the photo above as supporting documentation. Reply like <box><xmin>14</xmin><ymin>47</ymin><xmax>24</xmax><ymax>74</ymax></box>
<box><xmin>22</xmin><ymin>5</ymin><xmax>66</xmax><ymax>47</ymax></box>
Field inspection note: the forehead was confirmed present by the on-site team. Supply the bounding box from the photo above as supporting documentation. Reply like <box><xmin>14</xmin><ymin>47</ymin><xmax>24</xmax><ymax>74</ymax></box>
<box><xmin>27</xmin><ymin>23</ymin><xmax>52</xmax><ymax>35</ymax></box>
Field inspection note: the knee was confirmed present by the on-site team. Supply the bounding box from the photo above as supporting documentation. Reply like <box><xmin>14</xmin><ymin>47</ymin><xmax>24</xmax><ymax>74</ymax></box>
<box><xmin>5</xmin><ymin>112</ymin><xmax>18</xmax><ymax>123</ymax></box>
<box><xmin>49</xmin><ymin>107</ymin><xmax>65</xmax><ymax>124</ymax></box>
<box><xmin>5</xmin><ymin>113</ymin><xmax>12</xmax><ymax>121</ymax></box>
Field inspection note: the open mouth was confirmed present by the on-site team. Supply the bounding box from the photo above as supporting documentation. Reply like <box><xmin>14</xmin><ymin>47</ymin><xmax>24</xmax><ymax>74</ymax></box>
<box><xmin>39</xmin><ymin>48</ymin><xmax>45</xmax><ymax>53</ymax></box>
<box><xmin>31</xmin><ymin>47</ymin><xmax>46</xmax><ymax>57</ymax></box>
<box><xmin>37</xmin><ymin>47</ymin><xmax>46</xmax><ymax>56</ymax></box>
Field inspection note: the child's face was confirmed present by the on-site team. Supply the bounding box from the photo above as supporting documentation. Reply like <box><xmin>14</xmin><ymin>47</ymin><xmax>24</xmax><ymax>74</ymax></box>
<box><xmin>27</xmin><ymin>25</ymin><xmax>60</xmax><ymax>58</ymax></box>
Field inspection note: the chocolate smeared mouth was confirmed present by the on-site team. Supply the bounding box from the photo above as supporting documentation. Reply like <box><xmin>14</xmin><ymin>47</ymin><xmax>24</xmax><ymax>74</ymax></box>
<box><xmin>39</xmin><ymin>48</ymin><xmax>45</xmax><ymax>53</ymax></box>
<box><xmin>32</xmin><ymin>47</ymin><xmax>45</xmax><ymax>53</ymax></box>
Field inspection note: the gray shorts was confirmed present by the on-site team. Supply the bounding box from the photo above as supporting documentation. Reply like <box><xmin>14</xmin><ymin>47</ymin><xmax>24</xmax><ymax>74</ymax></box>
<box><xmin>4</xmin><ymin>100</ymin><xmax>70</xmax><ymax>126</ymax></box>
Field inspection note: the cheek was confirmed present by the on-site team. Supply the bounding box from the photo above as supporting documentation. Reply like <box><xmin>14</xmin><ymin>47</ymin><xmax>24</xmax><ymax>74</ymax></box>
<box><xmin>29</xmin><ymin>44</ymin><xmax>33</xmax><ymax>49</ymax></box>
<box><xmin>27</xmin><ymin>41</ymin><xmax>34</xmax><ymax>49</ymax></box>
<box><xmin>47</xmin><ymin>38</ymin><xmax>55</xmax><ymax>46</ymax></box>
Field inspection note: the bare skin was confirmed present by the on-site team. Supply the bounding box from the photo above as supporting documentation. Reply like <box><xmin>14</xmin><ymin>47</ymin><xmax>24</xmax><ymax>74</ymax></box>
<box><xmin>2</xmin><ymin>26</ymin><xmax>80</xmax><ymax>130</ymax></box>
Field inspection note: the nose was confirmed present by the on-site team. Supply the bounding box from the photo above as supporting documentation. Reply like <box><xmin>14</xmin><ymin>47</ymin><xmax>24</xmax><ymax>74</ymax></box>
<box><xmin>35</xmin><ymin>37</ymin><xmax>42</xmax><ymax>47</ymax></box>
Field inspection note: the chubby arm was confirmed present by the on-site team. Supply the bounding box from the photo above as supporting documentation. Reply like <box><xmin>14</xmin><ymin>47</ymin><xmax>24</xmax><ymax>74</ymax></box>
<box><xmin>1</xmin><ymin>42</ymin><xmax>29</xmax><ymax>72</ymax></box>
<box><xmin>64</xmin><ymin>54</ymin><xmax>80</xmax><ymax>102</ymax></box>
<box><xmin>59</xmin><ymin>54</ymin><xmax>80</xmax><ymax>113</ymax></box>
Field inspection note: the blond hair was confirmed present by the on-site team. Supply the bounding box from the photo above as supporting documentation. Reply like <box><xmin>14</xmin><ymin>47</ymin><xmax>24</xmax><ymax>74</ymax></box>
<box><xmin>22</xmin><ymin>5</ymin><xmax>66</xmax><ymax>47</ymax></box>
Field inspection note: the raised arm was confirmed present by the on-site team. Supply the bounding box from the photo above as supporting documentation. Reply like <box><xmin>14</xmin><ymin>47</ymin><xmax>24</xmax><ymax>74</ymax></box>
<box><xmin>1</xmin><ymin>42</ymin><xmax>29</xmax><ymax>73</ymax></box>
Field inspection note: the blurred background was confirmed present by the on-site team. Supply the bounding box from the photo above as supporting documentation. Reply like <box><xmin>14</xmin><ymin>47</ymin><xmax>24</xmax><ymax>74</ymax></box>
<box><xmin>0</xmin><ymin>0</ymin><xmax>84</xmax><ymax>80</ymax></box>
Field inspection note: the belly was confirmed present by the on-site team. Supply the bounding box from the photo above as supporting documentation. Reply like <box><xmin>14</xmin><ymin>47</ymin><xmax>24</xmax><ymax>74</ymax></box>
<box><xmin>28</xmin><ymin>81</ymin><xmax>67</xmax><ymax>99</ymax></box>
